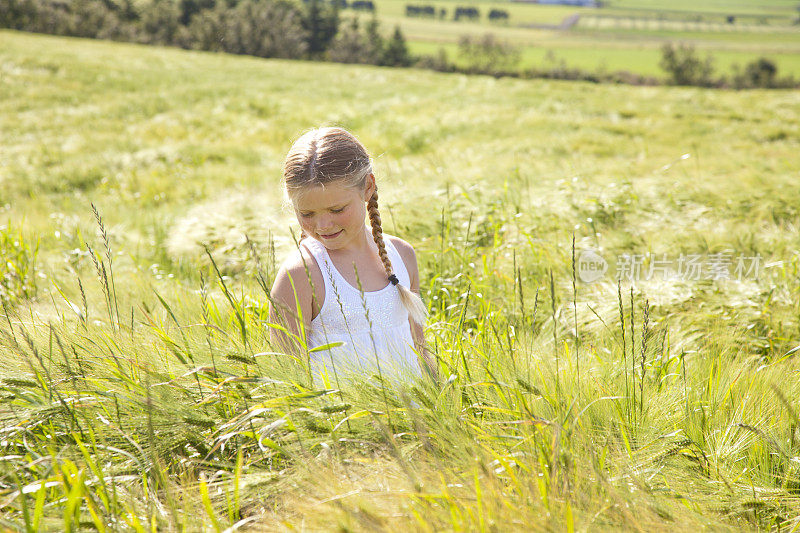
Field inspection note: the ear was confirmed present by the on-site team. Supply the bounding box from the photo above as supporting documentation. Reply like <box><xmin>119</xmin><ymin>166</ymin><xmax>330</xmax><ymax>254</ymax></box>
<box><xmin>363</xmin><ymin>173</ymin><xmax>376</xmax><ymax>201</ymax></box>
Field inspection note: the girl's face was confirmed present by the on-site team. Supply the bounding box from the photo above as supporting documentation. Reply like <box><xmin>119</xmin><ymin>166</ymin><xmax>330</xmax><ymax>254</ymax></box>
<box><xmin>291</xmin><ymin>176</ymin><xmax>374</xmax><ymax>251</ymax></box>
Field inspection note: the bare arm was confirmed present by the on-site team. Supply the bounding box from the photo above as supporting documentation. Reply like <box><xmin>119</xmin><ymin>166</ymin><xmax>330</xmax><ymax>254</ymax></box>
<box><xmin>410</xmin><ymin>277</ymin><xmax>437</xmax><ymax>380</ymax></box>
<box><xmin>269</xmin><ymin>262</ymin><xmax>315</xmax><ymax>356</ymax></box>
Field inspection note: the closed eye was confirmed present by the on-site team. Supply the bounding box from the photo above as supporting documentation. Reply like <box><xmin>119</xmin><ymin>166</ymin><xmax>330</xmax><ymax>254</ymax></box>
<box><xmin>330</xmin><ymin>207</ymin><xmax>345</xmax><ymax>213</ymax></box>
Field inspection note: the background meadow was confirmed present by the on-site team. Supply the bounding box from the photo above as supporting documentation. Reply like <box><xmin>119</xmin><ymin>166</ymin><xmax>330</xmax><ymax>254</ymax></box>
<box><xmin>1</xmin><ymin>28</ymin><xmax>800</xmax><ymax>530</ymax></box>
<box><xmin>353</xmin><ymin>0</ymin><xmax>800</xmax><ymax>78</ymax></box>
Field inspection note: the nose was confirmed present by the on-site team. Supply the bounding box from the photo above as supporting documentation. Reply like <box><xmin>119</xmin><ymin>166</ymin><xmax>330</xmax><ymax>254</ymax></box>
<box><xmin>315</xmin><ymin>214</ymin><xmax>334</xmax><ymax>231</ymax></box>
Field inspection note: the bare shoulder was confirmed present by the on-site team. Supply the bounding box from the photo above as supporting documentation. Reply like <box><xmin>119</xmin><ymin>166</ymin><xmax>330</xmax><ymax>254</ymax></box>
<box><xmin>385</xmin><ymin>235</ymin><xmax>417</xmax><ymax>264</ymax></box>
<box><xmin>270</xmin><ymin>243</ymin><xmax>325</xmax><ymax>314</ymax></box>
<box><xmin>385</xmin><ymin>235</ymin><xmax>419</xmax><ymax>286</ymax></box>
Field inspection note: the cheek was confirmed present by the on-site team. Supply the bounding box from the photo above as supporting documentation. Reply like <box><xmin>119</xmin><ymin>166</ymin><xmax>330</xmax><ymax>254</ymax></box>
<box><xmin>347</xmin><ymin>205</ymin><xmax>366</xmax><ymax>225</ymax></box>
<box><xmin>339</xmin><ymin>211</ymin><xmax>357</xmax><ymax>226</ymax></box>
<box><xmin>296</xmin><ymin>216</ymin><xmax>314</xmax><ymax>231</ymax></box>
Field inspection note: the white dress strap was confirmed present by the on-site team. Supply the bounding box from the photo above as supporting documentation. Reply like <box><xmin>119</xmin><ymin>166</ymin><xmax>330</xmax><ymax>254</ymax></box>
<box><xmin>299</xmin><ymin>238</ymin><xmax>336</xmax><ymax>317</ymax></box>
<box><xmin>383</xmin><ymin>237</ymin><xmax>411</xmax><ymax>289</ymax></box>
<box><xmin>302</xmin><ymin>234</ymin><xmax>410</xmax><ymax>293</ymax></box>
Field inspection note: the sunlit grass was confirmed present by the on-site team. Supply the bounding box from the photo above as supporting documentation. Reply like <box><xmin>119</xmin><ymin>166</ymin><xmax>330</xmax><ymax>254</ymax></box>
<box><xmin>1</xmin><ymin>30</ymin><xmax>800</xmax><ymax>530</ymax></box>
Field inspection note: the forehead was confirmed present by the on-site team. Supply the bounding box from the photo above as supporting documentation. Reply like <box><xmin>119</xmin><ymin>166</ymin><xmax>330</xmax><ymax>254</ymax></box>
<box><xmin>292</xmin><ymin>182</ymin><xmax>361</xmax><ymax>211</ymax></box>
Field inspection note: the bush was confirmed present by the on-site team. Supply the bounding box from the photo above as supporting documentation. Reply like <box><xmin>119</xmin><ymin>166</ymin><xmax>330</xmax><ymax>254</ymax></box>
<box><xmin>458</xmin><ymin>33</ymin><xmax>519</xmax><ymax>75</ymax></box>
<box><xmin>223</xmin><ymin>0</ymin><xmax>308</xmax><ymax>58</ymax></box>
<box><xmin>730</xmin><ymin>57</ymin><xmax>798</xmax><ymax>89</ymax></box>
<box><xmin>184</xmin><ymin>0</ymin><xmax>308</xmax><ymax>57</ymax></box>
<box><xmin>659</xmin><ymin>43</ymin><xmax>715</xmax><ymax>87</ymax></box>
<box><xmin>415</xmin><ymin>47</ymin><xmax>454</xmax><ymax>72</ymax></box>
<box><xmin>744</xmin><ymin>57</ymin><xmax>777</xmax><ymax>88</ymax></box>
<box><xmin>328</xmin><ymin>16</ymin><xmax>380</xmax><ymax>64</ymax></box>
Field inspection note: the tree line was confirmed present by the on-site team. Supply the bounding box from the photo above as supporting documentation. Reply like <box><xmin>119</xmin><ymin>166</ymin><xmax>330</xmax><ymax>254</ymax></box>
<box><xmin>0</xmin><ymin>1</ymin><xmax>795</xmax><ymax>89</ymax></box>
<box><xmin>420</xmin><ymin>39</ymin><xmax>798</xmax><ymax>89</ymax></box>
<box><xmin>0</xmin><ymin>0</ymin><xmax>411</xmax><ymax>66</ymax></box>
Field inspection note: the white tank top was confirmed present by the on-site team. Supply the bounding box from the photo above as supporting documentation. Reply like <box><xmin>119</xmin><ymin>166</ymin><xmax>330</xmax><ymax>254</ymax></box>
<box><xmin>301</xmin><ymin>235</ymin><xmax>420</xmax><ymax>381</ymax></box>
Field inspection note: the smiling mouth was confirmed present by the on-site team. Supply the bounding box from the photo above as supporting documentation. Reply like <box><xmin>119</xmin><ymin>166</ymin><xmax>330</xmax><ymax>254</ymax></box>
<box><xmin>320</xmin><ymin>230</ymin><xmax>343</xmax><ymax>239</ymax></box>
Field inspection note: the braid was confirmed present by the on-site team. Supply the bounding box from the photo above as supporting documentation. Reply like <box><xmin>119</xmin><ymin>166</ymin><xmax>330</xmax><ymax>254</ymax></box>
<box><xmin>367</xmin><ymin>187</ymin><xmax>394</xmax><ymax>281</ymax></box>
<box><xmin>366</xmin><ymin>185</ymin><xmax>427</xmax><ymax>327</ymax></box>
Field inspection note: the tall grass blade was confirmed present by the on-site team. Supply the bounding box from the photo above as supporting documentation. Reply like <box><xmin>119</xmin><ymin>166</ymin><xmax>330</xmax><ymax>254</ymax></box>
<box><xmin>92</xmin><ymin>202</ymin><xmax>120</xmax><ymax>327</ymax></box>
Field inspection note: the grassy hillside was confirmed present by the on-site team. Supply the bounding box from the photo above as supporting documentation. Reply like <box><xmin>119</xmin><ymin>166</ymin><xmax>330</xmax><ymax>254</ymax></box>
<box><xmin>1</xmin><ymin>30</ymin><xmax>800</xmax><ymax>530</ymax></box>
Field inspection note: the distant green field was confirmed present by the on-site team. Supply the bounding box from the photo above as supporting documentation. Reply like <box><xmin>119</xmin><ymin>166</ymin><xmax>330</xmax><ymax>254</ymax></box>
<box><xmin>356</xmin><ymin>0</ymin><xmax>800</xmax><ymax>78</ymax></box>
<box><xmin>408</xmin><ymin>39</ymin><xmax>800</xmax><ymax>75</ymax></box>
<box><xmin>605</xmin><ymin>0</ymin><xmax>799</xmax><ymax>16</ymax></box>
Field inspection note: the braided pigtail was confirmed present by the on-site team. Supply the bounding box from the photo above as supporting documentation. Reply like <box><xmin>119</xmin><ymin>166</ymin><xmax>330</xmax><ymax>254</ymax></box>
<box><xmin>367</xmin><ymin>187</ymin><xmax>427</xmax><ymax>327</ymax></box>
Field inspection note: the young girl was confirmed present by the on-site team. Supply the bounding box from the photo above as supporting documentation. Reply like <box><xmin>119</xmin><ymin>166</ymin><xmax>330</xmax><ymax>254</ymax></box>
<box><xmin>269</xmin><ymin>127</ymin><xmax>436</xmax><ymax>382</ymax></box>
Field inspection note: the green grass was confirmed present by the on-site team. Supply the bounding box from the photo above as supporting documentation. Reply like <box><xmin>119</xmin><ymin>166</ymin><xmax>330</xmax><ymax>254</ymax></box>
<box><xmin>2</xmin><ymin>30</ymin><xmax>800</xmax><ymax>530</ymax></box>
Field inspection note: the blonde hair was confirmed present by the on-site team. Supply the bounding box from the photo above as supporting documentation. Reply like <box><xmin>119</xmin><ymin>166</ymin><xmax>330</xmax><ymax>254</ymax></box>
<box><xmin>283</xmin><ymin>127</ymin><xmax>426</xmax><ymax>326</ymax></box>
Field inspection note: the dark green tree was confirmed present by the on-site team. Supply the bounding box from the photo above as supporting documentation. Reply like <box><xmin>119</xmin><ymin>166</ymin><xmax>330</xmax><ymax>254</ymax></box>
<box><xmin>119</xmin><ymin>0</ymin><xmax>138</xmax><ymax>21</ymax></box>
<box><xmin>328</xmin><ymin>15</ymin><xmax>382</xmax><ymax>63</ymax></box>
<box><xmin>140</xmin><ymin>0</ymin><xmax>181</xmax><ymax>44</ymax></box>
<box><xmin>179</xmin><ymin>0</ymin><xmax>216</xmax><ymax>25</ymax></box>
<box><xmin>329</xmin><ymin>16</ymin><xmax>366</xmax><ymax>63</ymax></box>
<box><xmin>187</xmin><ymin>2</ymin><xmax>228</xmax><ymax>51</ymax></box>
<box><xmin>381</xmin><ymin>25</ymin><xmax>411</xmax><ymax>67</ymax></box>
<box><xmin>303</xmin><ymin>0</ymin><xmax>339</xmax><ymax>56</ymax></box>
<box><xmin>364</xmin><ymin>14</ymin><xmax>383</xmax><ymax>58</ymax></box>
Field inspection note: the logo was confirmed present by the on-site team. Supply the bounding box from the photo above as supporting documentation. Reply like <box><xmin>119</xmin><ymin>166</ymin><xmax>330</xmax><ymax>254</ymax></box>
<box><xmin>577</xmin><ymin>249</ymin><xmax>608</xmax><ymax>283</ymax></box>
